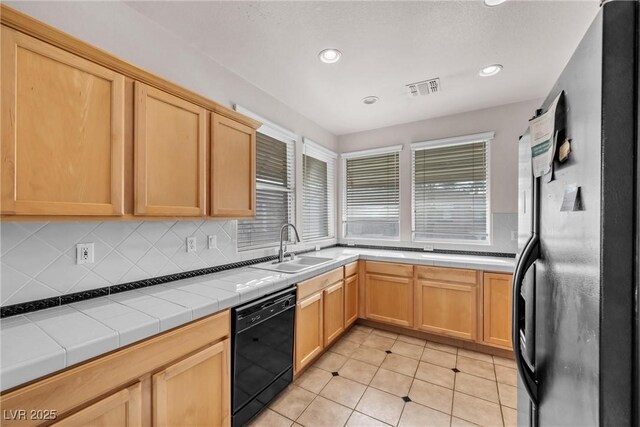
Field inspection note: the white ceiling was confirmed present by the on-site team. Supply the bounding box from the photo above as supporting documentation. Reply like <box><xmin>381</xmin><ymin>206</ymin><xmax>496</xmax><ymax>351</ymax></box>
<box><xmin>126</xmin><ymin>1</ymin><xmax>599</xmax><ymax>135</ymax></box>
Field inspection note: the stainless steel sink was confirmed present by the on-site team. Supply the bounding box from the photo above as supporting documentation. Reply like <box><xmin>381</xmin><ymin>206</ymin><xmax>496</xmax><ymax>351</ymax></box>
<box><xmin>250</xmin><ymin>256</ymin><xmax>334</xmax><ymax>273</ymax></box>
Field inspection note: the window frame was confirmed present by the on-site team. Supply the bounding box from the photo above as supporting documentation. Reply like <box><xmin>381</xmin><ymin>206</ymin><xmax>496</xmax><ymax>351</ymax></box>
<box><xmin>302</xmin><ymin>138</ymin><xmax>337</xmax><ymax>242</ymax></box>
<box><xmin>341</xmin><ymin>145</ymin><xmax>403</xmax><ymax>241</ymax></box>
<box><xmin>234</xmin><ymin>105</ymin><xmax>297</xmax><ymax>251</ymax></box>
<box><xmin>410</xmin><ymin>132</ymin><xmax>493</xmax><ymax>245</ymax></box>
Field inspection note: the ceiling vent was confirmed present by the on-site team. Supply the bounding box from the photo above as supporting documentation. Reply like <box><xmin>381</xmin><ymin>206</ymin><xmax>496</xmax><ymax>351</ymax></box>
<box><xmin>406</xmin><ymin>78</ymin><xmax>441</xmax><ymax>97</ymax></box>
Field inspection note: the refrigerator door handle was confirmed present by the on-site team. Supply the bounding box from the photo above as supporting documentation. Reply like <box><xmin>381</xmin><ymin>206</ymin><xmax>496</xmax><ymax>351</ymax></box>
<box><xmin>512</xmin><ymin>232</ymin><xmax>540</xmax><ymax>407</ymax></box>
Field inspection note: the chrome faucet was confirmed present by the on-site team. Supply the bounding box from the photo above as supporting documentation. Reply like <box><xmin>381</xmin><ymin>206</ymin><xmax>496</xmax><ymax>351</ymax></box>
<box><xmin>278</xmin><ymin>223</ymin><xmax>301</xmax><ymax>263</ymax></box>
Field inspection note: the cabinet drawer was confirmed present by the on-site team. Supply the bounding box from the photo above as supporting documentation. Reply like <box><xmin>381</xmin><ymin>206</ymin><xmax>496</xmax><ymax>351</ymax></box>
<box><xmin>365</xmin><ymin>261</ymin><xmax>413</xmax><ymax>278</ymax></box>
<box><xmin>415</xmin><ymin>266</ymin><xmax>478</xmax><ymax>285</ymax></box>
<box><xmin>344</xmin><ymin>261</ymin><xmax>358</xmax><ymax>278</ymax></box>
<box><xmin>297</xmin><ymin>267</ymin><xmax>343</xmax><ymax>300</ymax></box>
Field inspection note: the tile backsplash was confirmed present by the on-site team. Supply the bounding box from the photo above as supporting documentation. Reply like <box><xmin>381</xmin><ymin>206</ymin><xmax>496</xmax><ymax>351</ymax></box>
<box><xmin>0</xmin><ymin>220</ymin><xmax>331</xmax><ymax>306</ymax></box>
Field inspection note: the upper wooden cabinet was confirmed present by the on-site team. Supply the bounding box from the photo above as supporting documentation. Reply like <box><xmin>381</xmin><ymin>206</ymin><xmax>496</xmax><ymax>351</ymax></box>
<box><xmin>153</xmin><ymin>340</ymin><xmax>230</xmax><ymax>427</ymax></box>
<box><xmin>210</xmin><ymin>114</ymin><xmax>256</xmax><ymax>217</ymax></box>
<box><xmin>414</xmin><ymin>266</ymin><xmax>479</xmax><ymax>341</ymax></box>
<box><xmin>482</xmin><ymin>272</ymin><xmax>513</xmax><ymax>349</ymax></box>
<box><xmin>134</xmin><ymin>82</ymin><xmax>206</xmax><ymax>216</ymax></box>
<box><xmin>1</xmin><ymin>27</ymin><xmax>125</xmax><ymax>216</ymax></box>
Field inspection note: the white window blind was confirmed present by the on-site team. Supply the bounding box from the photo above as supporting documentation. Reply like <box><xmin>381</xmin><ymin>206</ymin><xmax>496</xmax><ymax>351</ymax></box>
<box><xmin>343</xmin><ymin>147</ymin><xmax>401</xmax><ymax>239</ymax></box>
<box><xmin>302</xmin><ymin>139</ymin><xmax>336</xmax><ymax>241</ymax></box>
<box><xmin>237</xmin><ymin>131</ymin><xmax>295</xmax><ymax>250</ymax></box>
<box><xmin>411</xmin><ymin>133</ymin><xmax>491</xmax><ymax>242</ymax></box>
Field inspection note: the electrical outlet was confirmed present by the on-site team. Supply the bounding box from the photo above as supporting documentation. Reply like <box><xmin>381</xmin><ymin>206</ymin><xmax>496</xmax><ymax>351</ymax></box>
<box><xmin>208</xmin><ymin>235</ymin><xmax>217</xmax><ymax>249</ymax></box>
<box><xmin>423</xmin><ymin>245</ymin><xmax>434</xmax><ymax>252</ymax></box>
<box><xmin>511</xmin><ymin>231</ymin><xmax>518</xmax><ymax>241</ymax></box>
<box><xmin>76</xmin><ymin>243</ymin><xmax>94</xmax><ymax>265</ymax></box>
<box><xmin>315</xmin><ymin>245</ymin><xmax>321</xmax><ymax>251</ymax></box>
<box><xmin>186</xmin><ymin>237</ymin><xmax>197</xmax><ymax>253</ymax></box>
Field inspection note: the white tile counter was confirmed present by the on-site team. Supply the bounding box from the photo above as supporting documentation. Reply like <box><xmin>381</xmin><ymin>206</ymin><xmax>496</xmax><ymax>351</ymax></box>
<box><xmin>0</xmin><ymin>247</ymin><xmax>514</xmax><ymax>391</ymax></box>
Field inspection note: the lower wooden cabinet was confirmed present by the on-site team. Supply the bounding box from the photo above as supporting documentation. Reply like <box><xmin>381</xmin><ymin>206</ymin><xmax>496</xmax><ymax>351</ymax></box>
<box><xmin>52</xmin><ymin>383</ymin><xmax>142</xmax><ymax>427</ymax></box>
<box><xmin>295</xmin><ymin>291</ymin><xmax>324</xmax><ymax>373</ymax></box>
<box><xmin>483</xmin><ymin>272</ymin><xmax>513</xmax><ymax>349</ymax></box>
<box><xmin>415</xmin><ymin>279</ymin><xmax>478</xmax><ymax>341</ymax></box>
<box><xmin>323</xmin><ymin>282</ymin><xmax>344</xmax><ymax>346</ymax></box>
<box><xmin>0</xmin><ymin>311</ymin><xmax>230</xmax><ymax>427</ymax></box>
<box><xmin>365</xmin><ymin>273</ymin><xmax>413</xmax><ymax>328</ymax></box>
<box><xmin>153</xmin><ymin>340</ymin><xmax>230</xmax><ymax>427</ymax></box>
<box><xmin>344</xmin><ymin>274</ymin><xmax>358</xmax><ymax>327</ymax></box>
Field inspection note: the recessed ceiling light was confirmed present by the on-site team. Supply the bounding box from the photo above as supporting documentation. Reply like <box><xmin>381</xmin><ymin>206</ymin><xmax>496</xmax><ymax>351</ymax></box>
<box><xmin>362</xmin><ymin>96</ymin><xmax>379</xmax><ymax>105</ymax></box>
<box><xmin>479</xmin><ymin>64</ymin><xmax>503</xmax><ymax>77</ymax></box>
<box><xmin>484</xmin><ymin>0</ymin><xmax>507</xmax><ymax>6</ymax></box>
<box><xmin>318</xmin><ymin>48</ymin><xmax>342</xmax><ymax>64</ymax></box>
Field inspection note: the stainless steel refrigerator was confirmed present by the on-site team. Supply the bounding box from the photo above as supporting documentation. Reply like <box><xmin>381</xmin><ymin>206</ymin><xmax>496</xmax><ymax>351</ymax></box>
<box><xmin>514</xmin><ymin>1</ymin><xmax>638</xmax><ymax>426</ymax></box>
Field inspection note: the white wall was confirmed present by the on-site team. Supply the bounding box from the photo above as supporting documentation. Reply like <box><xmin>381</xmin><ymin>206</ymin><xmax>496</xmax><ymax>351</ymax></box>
<box><xmin>337</xmin><ymin>99</ymin><xmax>541</xmax><ymax>253</ymax></box>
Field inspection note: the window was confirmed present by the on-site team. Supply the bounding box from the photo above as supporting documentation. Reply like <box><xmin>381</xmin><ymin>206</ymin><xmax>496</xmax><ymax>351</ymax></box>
<box><xmin>302</xmin><ymin>139</ymin><xmax>336</xmax><ymax>241</ymax></box>
<box><xmin>342</xmin><ymin>146</ymin><xmax>402</xmax><ymax>239</ymax></box>
<box><xmin>411</xmin><ymin>132</ymin><xmax>492</xmax><ymax>243</ymax></box>
<box><xmin>236</xmin><ymin>116</ymin><xmax>296</xmax><ymax>250</ymax></box>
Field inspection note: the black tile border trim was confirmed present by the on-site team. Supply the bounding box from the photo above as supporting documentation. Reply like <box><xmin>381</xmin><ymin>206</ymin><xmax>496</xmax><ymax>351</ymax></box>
<box><xmin>335</xmin><ymin>243</ymin><xmax>515</xmax><ymax>259</ymax></box>
<box><xmin>0</xmin><ymin>244</ymin><xmax>515</xmax><ymax>318</ymax></box>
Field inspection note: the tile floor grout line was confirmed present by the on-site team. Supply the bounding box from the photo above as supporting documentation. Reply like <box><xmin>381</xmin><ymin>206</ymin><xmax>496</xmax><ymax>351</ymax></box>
<box><xmin>450</xmin><ymin>347</ymin><xmax>458</xmax><ymax>427</ymax></box>
<box><xmin>494</xmin><ymin>360</ymin><xmax>506</xmax><ymax>427</ymax></box>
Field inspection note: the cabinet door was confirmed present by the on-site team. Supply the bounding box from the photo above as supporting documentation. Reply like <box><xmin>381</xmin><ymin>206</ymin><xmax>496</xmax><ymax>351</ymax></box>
<box><xmin>415</xmin><ymin>280</ymin><xmax>477</xmax><ymax>340</ymax></box>
<box><xmin>365</xmin><ymin>274</ymin><xmax>413</xmax><ymax>328</ymax></box>
<box><xmin>295</xmin><ymin>292</ymin><xmax>323</xmax><ymax>373</ymax></box>
<box><xmin>153</xmin><ymin>340</ymin><xmax>230</xmax><ymax>427</ymax></box>
<box><xmin>1</xmin><ymin>27</ymin><xmax>125</xmax><ymax>215</ymax></box>
<box><xmin>344</xmin><ymin>274</ymin><xmax>358</xmax><ymax>327</ymax></box>
<box><xmin>483</xmin><ymin>273</ymin><xmax>513</xmax><ymax>349</ymax></box>
<box><xmin>323</xmin><ymin>282</ymin><xmax>344</xmax><ymax>346</ymax></box>
<box><xmin>135</xmin><ymin>82</ymin><xmax>206</xmax><ymax>216</ymax></box>
<box><xmin>210</xmin><ymin>114</ymin><xmax>256</xmax><ymax>217</ymax></box>
<box><xmin>52</xmin><ymin>383</ymin><xmax>142</xmax><ymax>427</ymax></box>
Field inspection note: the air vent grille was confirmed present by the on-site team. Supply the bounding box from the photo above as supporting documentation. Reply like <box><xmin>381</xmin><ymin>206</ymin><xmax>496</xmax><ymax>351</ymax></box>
<box><xmin>407</xmin><ymin>78</ymin><xmax>441</xmax><ymax>97</ymax></box>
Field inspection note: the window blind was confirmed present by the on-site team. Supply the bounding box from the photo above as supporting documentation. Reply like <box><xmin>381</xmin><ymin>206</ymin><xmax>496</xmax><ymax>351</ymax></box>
<box><xmin>237</xmin><ymin>131</ymin><xmax>295</xmax><ymax>249</ymax></box>
<box><xmin>302</xmin><ymin>141</ymin><xmax>336</xmax><ymax>241</ymax></box>
<box><xmin>412</xmin><ymin>140</ymin><xmax>489</xmax><ymax>242</ymax></box>
<box><xmin>343</xmin><ymin>151</ymin><xmax>400</xmax><ymax>238</ymax></box>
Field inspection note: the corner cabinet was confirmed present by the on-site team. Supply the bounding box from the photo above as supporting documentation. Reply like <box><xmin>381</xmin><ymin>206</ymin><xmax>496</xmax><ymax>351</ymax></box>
<box><xmin>153</xmin><ymin>340</ymin><xmax>230</xmax><ymax>427</ymax></box>
<box><xmin>482</xmin><ymin>272</ymin><xmax>513</xmax><ymax>349</ymax></box>
<box><xmin>1</xmin><ymin>27</ymin><xmax>125</xmax><ymax>216</ymax></box>
<box><xmin>343</xmin><ymin>262</ymin><xmax>359</xmax><ymax>327</ymax></box>
<box><xmin>134</xmin><ymin>82</ymin><xmax>207</xmax><ymax>216</ymax></box>
<box><xmin>210</xmin><ymin>114</ymin><xmax>256</xmax><ymax>218</ymax></box>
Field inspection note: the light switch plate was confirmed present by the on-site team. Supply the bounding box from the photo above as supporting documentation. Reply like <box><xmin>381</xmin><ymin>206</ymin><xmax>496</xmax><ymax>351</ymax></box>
<box><xmin>511</xmin><ymin>231</ymin><xmax>518</xmax><ymax>241</ymax></box>
<box><xmin>186</xmin><ymin>237</ymin><xmax>197</xmax><ymax>253</ymax></box>
<box><xmin>76</xmin><ymin>243</ymin><xmax>94</xmax><ymax>265</ymax></box>
<box><xmin>208</xmin><ymin>235</ymin><xmax>217</xmax><ymax>249</ymax></box>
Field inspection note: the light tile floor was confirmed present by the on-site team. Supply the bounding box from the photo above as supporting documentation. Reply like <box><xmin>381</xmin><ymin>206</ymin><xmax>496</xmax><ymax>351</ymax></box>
<box><xmin>249</xmin><ymin>325</ymin><xmax>518</xmax><ymax>427</ymax></box>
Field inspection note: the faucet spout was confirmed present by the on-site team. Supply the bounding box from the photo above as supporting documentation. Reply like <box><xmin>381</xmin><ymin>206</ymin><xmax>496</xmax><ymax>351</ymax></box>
<box><xmin>278</xmin><ymin>223</ymin><xmax>301</xmax><ymax>262</ymax></box>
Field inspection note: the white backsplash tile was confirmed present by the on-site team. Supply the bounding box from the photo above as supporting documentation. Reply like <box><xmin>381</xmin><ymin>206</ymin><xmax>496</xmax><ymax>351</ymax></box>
<box><xmin>1</xmin><ymin>219</ymin><xmax>335</xmax><ymax>306</ymax></box>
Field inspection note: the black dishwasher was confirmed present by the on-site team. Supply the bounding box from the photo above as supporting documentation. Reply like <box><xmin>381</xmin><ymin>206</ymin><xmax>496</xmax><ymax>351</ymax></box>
<box><xmin>231</xmin><ymin>286</ymin><xmax>296</xmax><ymax>427</ymax></box>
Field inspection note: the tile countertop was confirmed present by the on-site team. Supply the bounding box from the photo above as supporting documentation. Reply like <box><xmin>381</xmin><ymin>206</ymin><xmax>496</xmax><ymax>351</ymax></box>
<box><xmin>0</xmin><ymin>247</ymin><xmax>514</xmax><ymax>391</ymax></box>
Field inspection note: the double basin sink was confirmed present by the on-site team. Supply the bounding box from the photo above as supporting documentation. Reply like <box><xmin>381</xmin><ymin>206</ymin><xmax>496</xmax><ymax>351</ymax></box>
<box><xmin>251</xmin><ymin>256</ymin><xmax>334</xmax><ymax>273</ymax></box>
